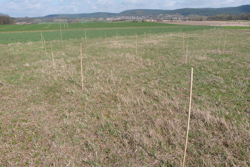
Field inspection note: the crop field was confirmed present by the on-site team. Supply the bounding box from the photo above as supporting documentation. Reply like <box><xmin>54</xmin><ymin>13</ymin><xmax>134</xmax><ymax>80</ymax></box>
<box><xmin>0</xmin><ymin>22</ymin><xmax>250</xmax><ymax>166</ymax></box>
<box><xmin>0</xmin><ymin>22</ymin><xmax>215</xmax><ymax>44</ymax></box>
<box><xmin>0</xmin><ymin>22</ymin><xmax>178</xmax><ymax>32</ymax></box>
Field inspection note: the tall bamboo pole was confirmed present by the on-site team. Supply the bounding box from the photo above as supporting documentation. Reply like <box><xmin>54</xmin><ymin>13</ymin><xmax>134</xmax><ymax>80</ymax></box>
<box><xmin>41</xmin><ymin>32</ymin><xmax>43</xmax><ymax>47</ymax></box>
<box><xmin>51</xmin><ymin>42</ymin><xmax>55</xmax><ymax>68</ymax></box>
<box><xmin>223</xmin><ymin>33</ymin><xmax>227</xmax><ymax>54</ymax></box>
<box><xmin>44</xmin><ymin>38</ymin><xmax>47</xmax><ymax>57</ymax></box>
<box><xmin>182</xmin><ymin>68</ymin><xmax>193</xmax><ymax>167</ymax></box>
<box><xmin>60</xmin><ymin>19</ymin><xmax>63</xmax><ymax>47</ymax></box>
<box><xmin>136</xmin><ymin>34</ymin><xmax>138</xmax><ymax>56</ymax></box>
<box><xmin>85</xmin><ymin>31</ymin><xmax>87</xmax><ymax>45</ymax></box>
<box><xmin>183</xmin><ymin>33</ymin><xmax>185</xmax><ymax>55</ymax></box>
<box><xmin>80</xmin><ymin>43</ymin><xmax>84</xmax><ymax>90</ymax></box>
<box><xmin>218</xmin><ymin>33</ymin><xmax>222</xmax><ymax>52</ymax></box>
<box><xmin>105</xmin><ymin>32</ymin><xmax>107</xmax><ymax>46</ymax></box>
<box><xmin>185</xmin><ymin>35</ymin><xmax>189</xmax><ymax>64</ymax></box>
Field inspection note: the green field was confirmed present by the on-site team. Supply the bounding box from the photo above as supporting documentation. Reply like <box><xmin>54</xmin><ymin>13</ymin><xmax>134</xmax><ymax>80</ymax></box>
<box><xmin>0</xmin><ymin>22</ymin><xmax>216</xmax><ymax>44</ymax></box>
<box><xmin>0</xmin><ymin>22</ymin><xmax>249</xmax><ymax>166</ymax></box>
<box><xmin>0</xmin><ymin>22</ymin><xmax>177</xmax><ymax>32</ymax></box>
<box><xmin>222</xmin><ymin>26</ymin><xmax>250</xmax><ymax>30</ymax></box>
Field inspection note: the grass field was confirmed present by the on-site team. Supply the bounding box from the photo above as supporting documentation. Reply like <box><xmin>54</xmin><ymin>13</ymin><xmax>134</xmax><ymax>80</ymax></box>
<box><xmin>0</xmin><ymin>22</ymin><xmax>250</xmax><ymax>166</ymax></box>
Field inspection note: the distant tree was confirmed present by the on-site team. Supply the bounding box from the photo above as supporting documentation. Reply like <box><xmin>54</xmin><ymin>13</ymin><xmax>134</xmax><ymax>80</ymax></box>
<box><xmin>240</xmin><ymin>13</ymin><xmax>250</xmax><ymax>20</ymax></box>
<box><xmin>0</xmin><ymin>14</ymin><xmax>15</xmax><ymax>25</ymax></box>
<box><xmin>207</xmin><ymin>13</ymin><xmax>250</xmax><ymax>21</ymax></box>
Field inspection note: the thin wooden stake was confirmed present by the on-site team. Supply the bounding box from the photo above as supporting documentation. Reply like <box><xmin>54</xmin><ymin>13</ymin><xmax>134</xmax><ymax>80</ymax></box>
<box><xmin>85</xmin><ymin>31</ymin><xmax>87</xmax><ymax>45</ymax></box>
<box><xmin>41</xmin><ymin>32</ymin><xmax>43</xmax><ymax>47</ymax></box>
<box><xmin>51</xmin><ymin>42</ymin><xmax>55</xmax><ymax>68</ymax></box>
<box><xmin>44</xmin><ymin>38</ymin><xmax>47</xmax><ymax>57</ymax></box>
<box><xmin>60</xmin><ymin>19</ymin><xmax>63</xmax><ymax>47</ymax></box>
<box><xmin>218</xmin><ymin>33</ymin><xmax>222</xmax><ymax>52</ymax></box>
<box><xmin>85</xmin><ymin>31</ymin><xmax>88</xmax><ymax>56</ymax></box>
<box><xmin>182</xmin><ymin>68</ymin><xmax>193</xmax><ymax>167</ymax></box>
<box><xmin>80</xmin><ymin>43</ymin><xmax>84</xmax><ymax>90</ymax></box>
<box><xmin>183</xmin><ymin>33</ymin><xmax>185</xmax><ymax>55</ymax></box>
<box><xmin>185</xmin><ymin>35</ymin><xmax>189</xmax><ymax>64</ymax></box>
<box><xmin>136</xmin><ymin>34</ymin><xmax>138</xmax><ymax>56</ymax></box>
<box><xmin>105</xmin><ymin>32</ymin><xmax>107</xmax><ymax>46</ymax></box>
<box><xmin>223</xmin><ymin>33</ymin><xmax>227</xmax><ymax>54</ymax></box>
<box><xmin>42</xmin><ymin>36</ymin><xmax>45</xmax><ymax>47</ymax></box>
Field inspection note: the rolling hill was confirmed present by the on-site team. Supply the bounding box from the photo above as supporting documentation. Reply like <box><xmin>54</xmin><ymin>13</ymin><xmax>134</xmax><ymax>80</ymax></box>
<box><xmin>43</xmin><ymin>4</ymin><xmax>250</xmax><ymax>19</ymax></box>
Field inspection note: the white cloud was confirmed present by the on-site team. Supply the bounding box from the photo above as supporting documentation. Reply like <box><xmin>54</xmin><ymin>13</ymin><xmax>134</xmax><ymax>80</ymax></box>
<box><xmin>0</xmin><ymin>0</ymin><xmax>249</xmax><ymax>17</ymax></box>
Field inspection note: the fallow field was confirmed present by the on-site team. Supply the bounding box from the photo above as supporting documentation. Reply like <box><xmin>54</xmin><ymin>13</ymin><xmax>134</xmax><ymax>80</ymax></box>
<box><xmin>0</xmin><ymin>22</ymin><xmax>249</xmax><ymax>166</ymax></box>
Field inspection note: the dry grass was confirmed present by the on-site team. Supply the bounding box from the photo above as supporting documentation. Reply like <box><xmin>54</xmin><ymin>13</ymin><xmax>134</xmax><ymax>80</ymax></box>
<box><xmin>0</xmin><ymin>29</ymin><xmax>250</xmax><ymax>166</ymax></box>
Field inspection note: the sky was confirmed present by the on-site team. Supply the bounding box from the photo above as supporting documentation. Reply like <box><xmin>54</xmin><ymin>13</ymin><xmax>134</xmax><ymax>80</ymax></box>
<box><xmin>0</xmin><ymin>0</ymin><xmax>249</xmax><ymax>17</ymax></box>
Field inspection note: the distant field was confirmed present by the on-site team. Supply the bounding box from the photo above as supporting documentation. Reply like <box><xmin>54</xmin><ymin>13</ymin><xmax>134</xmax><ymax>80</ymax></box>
<box><xmin>166</xmin><ymin>20</ymin><xmax>250</xmax><ymax>27</ymax></box>
<box><xmin>0</xmin><ymin>22</ymin><xmax>216</xmax><ymax>44</ymax></box>
<box><xmin>0</xmin><ymin>22</ymin><xmax>180</xmax><ymax>32</ymax></box>
<box><xmin>222</xmin><ymin>26</ymin><xmax>250</xmax><ymax>29</ymax></box>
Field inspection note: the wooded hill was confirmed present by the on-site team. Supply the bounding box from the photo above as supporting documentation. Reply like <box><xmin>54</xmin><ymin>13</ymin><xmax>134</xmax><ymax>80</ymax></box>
<box><xmin>44</xmin><ymin>5</ymin><xmax>250</xmax><ymax>19</ymax></box>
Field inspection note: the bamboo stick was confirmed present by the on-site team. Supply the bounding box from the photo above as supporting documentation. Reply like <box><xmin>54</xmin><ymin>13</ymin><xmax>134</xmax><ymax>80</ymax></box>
<box><xmin>185</xmin><ymin>35</ymin><xmax>189</xmax><ymax>64</ymax></box>
<box><xmin>223</xmin><ymin>33</ymin><xmax>227</xmax><ymax>54</ymax></box>
<box><xmin>136</xmin><ymin>34</ymin><xmax>138</xmax><ymax>56</ymax></box>
<box><xmin>218</xmin><ymin>33</ymin><xmax>222</xmax><ymax>52</ymax></box>
<box><xmin>85</xmin><ymin>31</ymin><xmax>87</xmax><ymax>45</ymax></box>
<box><xmin>80</xmin><ymin>43</ymin><xmax>84</xmax><ymax>90</ymax></box>
<box><xmin>183</xmin><ymin>33</ymin><xmax>185</xmax><ymax>55</ymax></box>
<box><xmin>43</xmin><ymin>36</ymin><xmax>45</xmax><ymax>47</ymax></box>
<box><xmin>44</xmin><ymin>38</ymin><xmax>47</xmax><ymax>57</ymax></box>
<box><xmin>105</xmin><ymin>32</ymin><xmax>108</xmax><ymax>47</ymax></box>
<box><xmin>60</xmin><ymin>19</ymin><xmax>63</xmax><ymax>47</ymax></box>
<box><xmin>182</xmin><ymin>68</ymin><xmax>193</xmax><ymax>167</ymax></box>
<box><xmin>41</xmin><ymin>32</ymin><xmax>43</xmax><ymax>47</ymax></box>
<box><xmin>51</xmin><ymin>42</ymin><xmax>55</xmax><ymax>68</ymax></box>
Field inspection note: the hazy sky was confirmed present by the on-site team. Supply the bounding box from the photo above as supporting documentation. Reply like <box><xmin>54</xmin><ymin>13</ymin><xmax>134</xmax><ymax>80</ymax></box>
<box><xmin>0</xmin><ymin>0</ymin><xmax>249</xmax><ymax>17</ymax></box>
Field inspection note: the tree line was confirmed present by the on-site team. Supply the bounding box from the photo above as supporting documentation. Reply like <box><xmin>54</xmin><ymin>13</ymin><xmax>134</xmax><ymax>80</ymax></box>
<box><xmin>207</xmin><ymin>13</ymin><xmax>250</xmax><ymax>21</ymax></box>
<box><xmin>0</xmin><ymin>14</ymin><xmax>15</xmax><ymax>25</ymax></box>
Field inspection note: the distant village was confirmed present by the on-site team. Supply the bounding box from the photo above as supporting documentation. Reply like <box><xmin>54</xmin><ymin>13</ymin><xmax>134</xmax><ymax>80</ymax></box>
<box><xmin>15</xmin><ymin>14</ymin><xmax>191</xmax><ymax>25</ymax></box>
<box><xmin>103</xmin><ymin>15</ymin><xmax>189</xmax><ymax>22</ymax></box>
